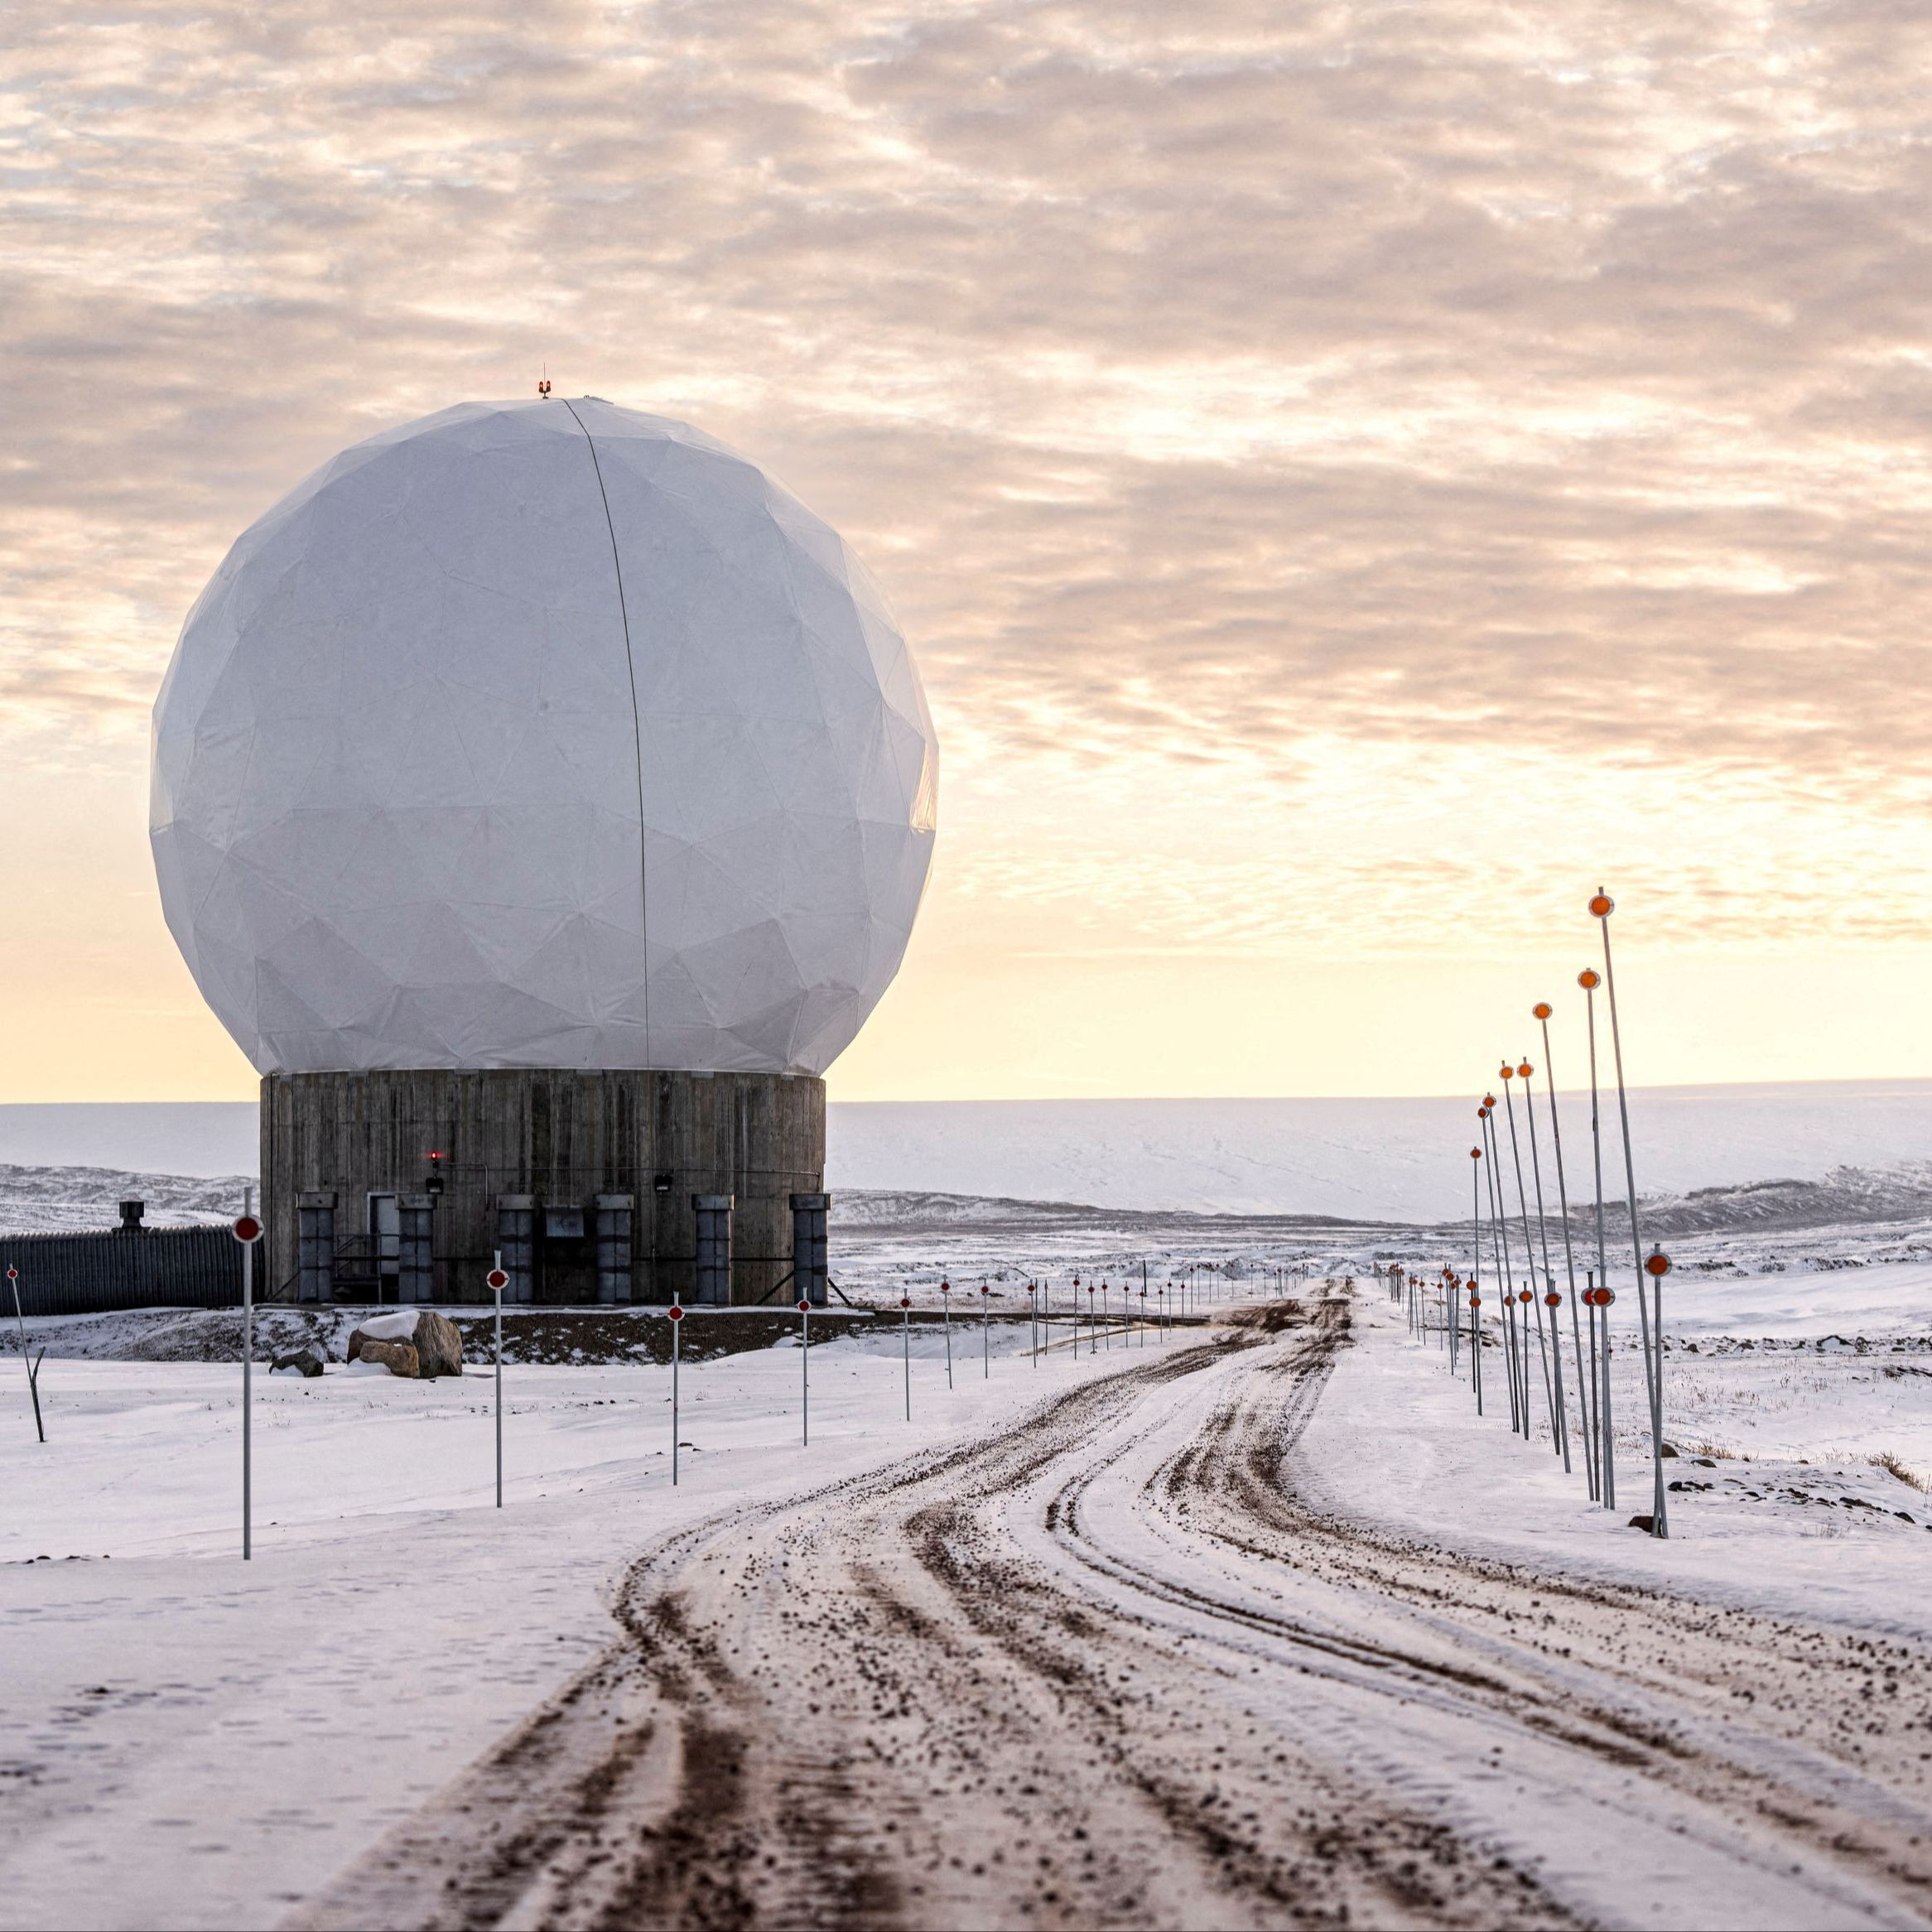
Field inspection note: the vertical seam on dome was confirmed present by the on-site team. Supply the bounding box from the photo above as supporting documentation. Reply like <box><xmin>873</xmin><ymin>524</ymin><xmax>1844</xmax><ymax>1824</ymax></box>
<box><xmin>561</xmin><ymin>397</ymin><xmax>649</xmax><ymax>1062</ymax></box>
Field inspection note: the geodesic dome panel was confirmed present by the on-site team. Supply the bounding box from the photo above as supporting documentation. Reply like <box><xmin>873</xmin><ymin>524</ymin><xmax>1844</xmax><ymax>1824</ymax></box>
<box><xmin>150</xmin><ymin>398</ymin><xmax>938</xmax><ymax>1075</ymax></box>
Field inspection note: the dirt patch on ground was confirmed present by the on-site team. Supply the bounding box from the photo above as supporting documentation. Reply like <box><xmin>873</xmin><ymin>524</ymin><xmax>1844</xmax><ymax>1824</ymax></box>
<box><xmin>1226</xmin><ymin>1298</ymin><xmax>1305</xmax><ymax>1332</ymax></box>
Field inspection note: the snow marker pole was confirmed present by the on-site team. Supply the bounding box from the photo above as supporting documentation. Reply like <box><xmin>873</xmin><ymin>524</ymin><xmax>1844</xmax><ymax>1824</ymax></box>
<box><xmin>798</xmin><ymin>1296</ymin><xmax>812</xmax><ymax>1445</ymax></box>
<box><xmin>1030</xmin><ymin>1280</ymin><xmax>1038</xmax><ymax>1367</ymax></box>
<box><xmin>1501</xmin><ymin>1067</ymin><xmax>1560</xmax><ymax>1454</ymax></box>
<box><xmin>1481</xmin><ymin>1102</ymin><xmax>1518</xmax><ymax>1430</ymax></box>
<box><xmin>1596</xmin><ymin>1280</ymin><xmax>1616</xmax><ymax>1510</ymax></box>
<box><xmin>1468</xmin><ymin>1284</ymin><xmax>1483</xmax><ymax>1415</ymax></box>
<box><xmin>1581</xmin><ymin>966</ymin><xmax>1614</xmax><ymax>1508</ymax></box>
<box><xmin>1593</xmin><ymin>889</ymin><xmax>1665</xmax><ymax>1537</ymax></box>
<box><xmin>486</xmin><ymin>1254</ymin><xmax>508</xmax><ymax>1504</ymax></box>
<box><xmin>1537</xmin><ymin>1004</ymin><xmax>1595</xmax><ymax>1496</ymax></box>
<box><xmin>901</xmin><ymin>1294</ymin><xmax>913</xmax><ymax>1417</ymax></box>
<box><xmin>1518</xmin><ymin>1055</ymin><xmax>1571</xmax><ymax>1472</ymax></box>
<box><xmin>981</xmin><ymin>1281</ymin><xmax>990</xmax><ymax>1378</ymax></box>
<box><xmin>243</xmin><ymin>1226</ymin><xmax>251</xmax><ymax>1560</ymax></box>
<box><xmin>942</xmin><ymin>1280</ymin><xmax>953</xmax><ymax>1390</ymax></box>
<box><xmin>1481</xmin><ymin>1104</ymin><xmax>1521</xmax><ymax>1433</ymax></box>
<box><xmin>5</xmin><ymin>1265</ymin><xmax>42</xmax><ymax>1443</ymax></box>
<box><xmin>669</xmin><ymin>1289</ymin><xmax>683</xmax><ymax>1484</ymax></box>
<box><xmin>232</xmin><ymin>1192</ymin><xmax>262</xmax><ymax>1562</ymax></box>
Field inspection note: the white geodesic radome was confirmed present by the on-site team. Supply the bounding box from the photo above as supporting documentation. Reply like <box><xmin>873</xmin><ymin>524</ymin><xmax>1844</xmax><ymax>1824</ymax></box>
<box><xmin>150</xmin><ymin>398</ymin><xmax>938</xmax><ymax>1076</ymax></box>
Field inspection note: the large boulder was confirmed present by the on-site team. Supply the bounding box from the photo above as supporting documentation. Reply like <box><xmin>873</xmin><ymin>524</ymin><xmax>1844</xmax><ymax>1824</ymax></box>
<box><xmin>345</xmin><ymin>1309</ymin><xmax>463</xmax><ymax>1379</ymax></box>
<box><xmin>412</xmin><ymin>1309</ymin><xmax>464</xmax><ymax>1378</ymax></box>
<box><xmin>272</xmin><ymin>1347</ymin><xmax>326</xmax><ymax>1378</ymax></box>
<box><xmin>354</xmin><ymin>1338</ymin><xmax>420</xmax><ymax>1377</ymax></box>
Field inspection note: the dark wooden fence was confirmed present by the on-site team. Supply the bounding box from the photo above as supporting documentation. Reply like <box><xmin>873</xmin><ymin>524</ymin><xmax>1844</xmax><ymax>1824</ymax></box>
<box><xmin>0</xmin><ymin>1228</ymin><xmax>243</xmax><ymax>1319</ymax></box>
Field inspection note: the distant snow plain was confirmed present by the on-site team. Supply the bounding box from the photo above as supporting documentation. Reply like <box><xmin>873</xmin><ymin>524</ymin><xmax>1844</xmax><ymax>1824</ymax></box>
<box><xmin>9</xmin><ymin>1078</ymin><xmax>1932</xmax><ymax>1221</ymax></box>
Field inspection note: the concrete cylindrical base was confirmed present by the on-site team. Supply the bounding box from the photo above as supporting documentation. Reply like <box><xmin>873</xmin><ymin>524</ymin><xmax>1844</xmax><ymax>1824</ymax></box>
<box><xmin>261</xmin><ymin>1069</ymin><xmax>825</xmax><ymax>1306</ymax></box>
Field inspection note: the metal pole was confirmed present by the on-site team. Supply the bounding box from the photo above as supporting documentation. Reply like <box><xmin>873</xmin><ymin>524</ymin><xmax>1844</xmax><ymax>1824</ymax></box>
<box><xmin>981</xmin><ymin>1283</ymin><xmax>990</xmax><ymax>1378</ymax></box>
<box><xmin>903</xmin><ymin>1294</ymin><xmax>913</xmax><ymax>1417</ymax></box>
<box><xmin>1029</xmin><ymin>1281</ymin><xmax>1038</xmax><ymax>1366</ymax></box>
<box><xmin>494</xmin><ymin>1250</ymin><xmax>505</xmax><ymax>1506</ymax></box>
<box><xmin>1583</xmin><ymin>969</ymin><xmax>1614</xmax><ymax>1509</ymax></box>
<box><xmin>6</xmin><ymin>1266</ymin><xmax>43</xmax><ymax>1443</ymax></box>
<box><xmin>1480</xmin><ymin>1105</ymin><xmax>1515</xmax><ymax>1429</ymax></box>
<box><xmin>1539</xmin><ymin>1005</ymin><xmax>1595</xmax><ymax>1495</ymax></box>
<box><xmin>801</xmin><ymin>1298</ymin><xmax>810</xmax><ymax>1445</ymax></box>
<box><xmin>242</xmin><ymin>1185</ymin><xmax>253</xmax><ymax>1563</ymax></box>
<box><xmin>1518</xmin><ymin>1057</ymin><xmax>1571</xmax><ymax>1472</ymax></box>
<box><xmin>1482</xmin><ymin>1106</ymin><xmax>1520</xmax><ymax>1433</ymax></box>
<box><xmin>1597</xmin><ymin>1278</ymin><xmax>1616</xmax><ymax>1510</ymax></box>
<box><xmin>1501</xmin><ymin>1072</ymin><xmax>1559</xmax><ymax>1449</ymax></box>
<box><xmin>1595</xmin><ymin>891</ymin><xmax>1665</xmax><ymax>1536</ymax></box>
<box><xmin>942</xmin><ymin>1282</ymin><xmax>953</xmax><ymax>1390</ymax></box>
<box><xmin>671</xmin><ymin>1290</ymin><xmax>682</xmax><ymax>1484</ymax></box>
<box><xmin>1470</xmin><ymin>1286</ymin><xmax>1483</xmax><ymax>1414</ymax></box>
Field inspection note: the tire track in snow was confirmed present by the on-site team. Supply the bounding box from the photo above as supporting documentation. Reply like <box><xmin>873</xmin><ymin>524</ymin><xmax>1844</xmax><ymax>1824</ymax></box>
<box><xmin>291</xmin><ymin>1301</ymin><xmax>1932</xmax><ymax>1931</ymax></box>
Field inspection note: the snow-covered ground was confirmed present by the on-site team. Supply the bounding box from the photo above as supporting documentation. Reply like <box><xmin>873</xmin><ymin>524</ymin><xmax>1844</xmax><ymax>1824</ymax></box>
<box><xmin>0</xmin><ymin>1329</ymin><xmax>1131</xmax><ymax>1931</ymax></box>
<box><xmin>827</xmin><ymin>1082</ymin><xmax>1932</xmax><ymax>1220</ymax></box>
<box><xmin>7</xmin><ymin>1124</ymin><xmax>1932</xmax><ymax>1927</ymax></box>
<box><xmin>1329</xmin><ymin>1295</ymin><xmax>1932</xmax><ymax>1639</ymax></box>
<box><xmin>0</xmin><ymin>1163</ymin><xmax>250</xmax><ymax>1234</ymax></box>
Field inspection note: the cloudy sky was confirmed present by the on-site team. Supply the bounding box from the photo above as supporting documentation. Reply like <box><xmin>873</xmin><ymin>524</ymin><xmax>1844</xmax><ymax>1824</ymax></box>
<box><xmin>7</xmin><ymin>0</ymin><xmax>1932</xmax><ymax>1102</ymax></box>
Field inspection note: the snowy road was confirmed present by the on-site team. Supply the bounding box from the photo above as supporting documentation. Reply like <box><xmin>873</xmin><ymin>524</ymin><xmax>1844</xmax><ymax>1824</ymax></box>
<box><xmin>297</xmin><ymin>1300</ymin><xmax>1932</xmax><ymax>1932</ymax></box>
